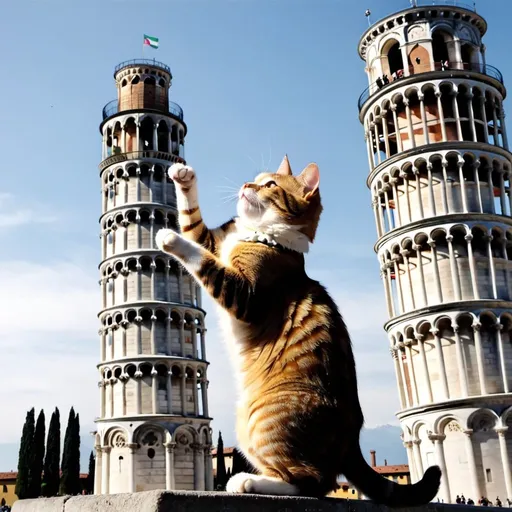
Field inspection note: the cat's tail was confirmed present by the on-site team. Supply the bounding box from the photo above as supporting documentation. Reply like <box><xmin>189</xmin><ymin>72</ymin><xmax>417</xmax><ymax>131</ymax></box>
<box><xmin>342</xmin><ymin>445</ymin><xmax>441</xmax><ymax>508</ymax></box>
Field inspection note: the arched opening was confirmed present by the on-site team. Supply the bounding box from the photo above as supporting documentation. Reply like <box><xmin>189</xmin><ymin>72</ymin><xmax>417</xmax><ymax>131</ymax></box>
<box><xmin>143</xmin><ymin>76</ymin><xmax>156</xmax><ymax>108</ymax></box>
<box><xmin>382</xmin><ymin>39</ymin><xmax>404</xmax><ymax>80</ymax></box>
<box><xmin>140</xmin><ymin>117</ymin><xmax>155</xmax><ymax>151</ymax></box>
<box><xmin>157</xmin><ymin>120</ymin><xmax>170</xmax><ymax>152</ymax></box>
<box><xmin>461</xmin><ymin>43</ymin><xmax>477</xmax><ymax>70</ymax></box>
<box><xmin>125</xmin><ymin>117</ymin><xmax>137</xmax><ymax>153</ymax></box>
<box><xmin>432</xmin><ymin>30</ymin><xmax>456</xmax><ymax>69</ymax></box>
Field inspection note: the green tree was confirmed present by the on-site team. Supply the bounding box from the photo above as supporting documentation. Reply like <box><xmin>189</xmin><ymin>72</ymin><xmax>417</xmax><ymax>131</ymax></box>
<box><xmin>86</xmin><ymin>451</ymin><xmax>95</xmax><ymax>494</ymax></box>
<box><xmin>43</xmin><ymin>408</ymin><xmax>61</xmax><ymax>497</ymax></box>
<box><xmin>214</xmin><ymin>431</ymin><xmax>227</xmax><ymax>490</ymax></box>
<box><xmin>15</xmin><ymin>408</ymin><xmax>35</xmax><ymax>500</ymax></box>
<box><xmin>27</xmin><ymin>410</ymin><xmax>46</xmax><ymax>498</ymax></box>
<box><xmin>60</xmin><ymin>407</ymin><xmax>81</xmax><ymax>495</ymax></box>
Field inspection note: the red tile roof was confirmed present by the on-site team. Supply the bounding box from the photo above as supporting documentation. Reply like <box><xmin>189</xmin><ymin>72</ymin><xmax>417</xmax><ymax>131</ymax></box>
<box><xmin>211</xmin><ymin>447</ymin><xmax>235</xmax><ymax>456</ymax></box>
<box><xmin>374</xmin><ymin>464</ymin><xmax>409</xmax><ymax>474</ymax></box>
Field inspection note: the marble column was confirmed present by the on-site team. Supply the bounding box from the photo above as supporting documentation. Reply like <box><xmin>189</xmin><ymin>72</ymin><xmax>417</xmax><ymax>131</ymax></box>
<box><xmin>496</xmin><ymin>427</ymin><xmax>512</xmax><ymax>500</ymax></box>
<box><xmin>101</xmin><ymin>446</ymin><xmax>111</xmax><ymax>495</ymax></box>
<box><xmin>193</xmin><ymin>444</ymin><xmax>205</xmax><ymax>490</ymax></box>
<box><xmin>204</xmin><ymin>444</ymin><xmax>214</xmax><ymax>491</ymax></box>
<box><xmin>165</xmin><ymin>442</ymin><xmax>176</xmax><ymax>490</ymax></box>
<box><xmin>127</xmin><ymin>443</ymin><xmax>137</xmax><ymax>493</ymax></box>
<box><xmin>430</xmin><ymin>434</ymin><xmax>450</xmax><ymax>503</ymax></box>
<box><xmin>463</xmin><ymin>429</ymin><xmax>481</xmax><ymax>501</ymax></box>
<box><xmin>94</xmin><ymin>446</ymin><xmax>102</xmax><ymax>494</ymax></box>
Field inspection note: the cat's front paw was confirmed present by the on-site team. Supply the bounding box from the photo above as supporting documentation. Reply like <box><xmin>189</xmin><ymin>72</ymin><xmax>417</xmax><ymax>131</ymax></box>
<box><xmin>155</xmin><ymin>229</ymin><xmax>179</xmax><ymax>252</ymax></box>
<box><xmin>226</xmin><ymin>473</ymin><xmax>255</xmax><ymax>494</ymax></box>
<box><xmin>168</xmin><ymin>163</ymin><xmax>196</xmax><ymax>187</ymax></box>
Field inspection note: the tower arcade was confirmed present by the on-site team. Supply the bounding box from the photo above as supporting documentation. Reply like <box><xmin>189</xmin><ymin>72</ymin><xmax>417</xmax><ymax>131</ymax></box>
<box><xmin>94</xmin><ymin>59</ymin><xmax>213</xmax><ymax>494</ymax></box>
<box><xmin>358</xmin><ymin>2</ymin><xmax>512</xmax><ymax>503</ymax></box>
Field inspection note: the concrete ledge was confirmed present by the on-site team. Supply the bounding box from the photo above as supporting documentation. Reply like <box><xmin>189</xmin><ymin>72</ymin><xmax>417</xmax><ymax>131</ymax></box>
<box><xmin>11</xmin><ymin>491</ymin><xmax>496</xmax><ymax>512</ymax></box>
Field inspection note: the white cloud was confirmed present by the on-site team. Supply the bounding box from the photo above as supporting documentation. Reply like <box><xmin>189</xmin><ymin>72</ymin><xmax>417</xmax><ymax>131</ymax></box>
<box><xmin>0</xmin><ymin>193</ymin><xmax>58</xmax><ymax>229</ymax></box>
<box><xmin>0</xmin><ymin>261</ymin><xmax>99</xmax><ymax>445</ymax></box>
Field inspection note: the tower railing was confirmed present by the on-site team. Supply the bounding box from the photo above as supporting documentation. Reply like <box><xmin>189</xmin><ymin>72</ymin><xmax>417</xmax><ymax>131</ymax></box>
<box><xmin>99</xmin><ymin>150</ymin><xmax>185</xmax><ymax>172</ymax></box>
<box><xmin>410</xmin><ymin>0</ymin><xmax>476</xmax><ymax>11</ymax></box>
<box><xmin>102</xmin><ymin>99</ymin><xmax>184</xmax><ymax>121</ymax></box>
<box><xmin>114</xmin><ymin>58</ymin><xmax>172</xmax><ymax>75</ymax></box>
<box><xmin>358</xmin><ymin>62</ymin><xmax>503</xmax><ymax>111</ymax></box>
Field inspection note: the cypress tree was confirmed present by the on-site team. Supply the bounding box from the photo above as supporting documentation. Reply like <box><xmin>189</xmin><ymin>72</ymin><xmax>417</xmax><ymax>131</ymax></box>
<box><xmin>86</xmin><ymin>451</ymin><xmax>95</xmax><ymax>494</ymax></box>
<box><xmin>43</xmin><ymin>408</ymin><xmax>61</xmax><ymax>497</ymax></box>
<box><xmin>215</xmin><ymin>431</ymin><xmax>227</xmax><ymax>490</ymax></box>
<box><xmin>15</xmin><ymin>408</ymin><xmax>35</xmax><ymax>500</ymax></box>
<box><xmin>28</xmin><ymin>410</ymin><xmax>45</xmax><ymax>498</ymax></box>
<box><xmin>71</xmin><ymin>413</ymin><xmax>82</xmax><ymax>494</ymax></box>
<box><xmin>61</xmin><ymin>407</ymin><xmax>81</xmax><ymax>495</ymax></box>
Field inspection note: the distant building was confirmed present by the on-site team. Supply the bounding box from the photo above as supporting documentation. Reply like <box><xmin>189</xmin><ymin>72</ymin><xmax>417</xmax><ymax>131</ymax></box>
<box><xmin>211</xmin><ymin>446</ymin><xmax>235</xmax><ymax>477</ymax></box>
<box><xmin>329</xmin><ymin>451</ymin><xmax>410</xmax><ymax>500</ymax></box>
<box><xmin>0</xmin><ymin>473</ymin><xmax>89</xmax><ymax>507</ymax></box>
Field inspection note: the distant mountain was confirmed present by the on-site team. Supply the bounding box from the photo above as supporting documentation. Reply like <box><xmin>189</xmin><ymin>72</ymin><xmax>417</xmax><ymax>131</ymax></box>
<box><xmin>360</xmin><ymin>424</ymin><xmax>407</xmax><ymax>466</ymax></box>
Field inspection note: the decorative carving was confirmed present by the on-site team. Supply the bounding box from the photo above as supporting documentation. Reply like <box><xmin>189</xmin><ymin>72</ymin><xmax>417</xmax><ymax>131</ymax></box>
<box><xmin>112</xmin><ymin>432</ymin><xmax>127</xmax><ymax>448</ymax></box>
<box><xmin>473</xmin><ymin>415</ymin><xmax>495</xmax><ymax>432</ymax></box>
<box><xmin>408</xmin><ymin>24</ymin><xmax>425</xmax><ymax>40</ymax></box>
<box><xmin>141</xmin><ymin>431</ymin><xmax>159</xmax><ymax>447</ymax></box>
<box><xmin>446</xmin><ymin>421</ymin><xmax>462</xmax><ymax>433</ymax></box>
<box><xmin>177</xmin><ymin>434</ymin><xmax>190</xmax><ymax>446</ymax></box>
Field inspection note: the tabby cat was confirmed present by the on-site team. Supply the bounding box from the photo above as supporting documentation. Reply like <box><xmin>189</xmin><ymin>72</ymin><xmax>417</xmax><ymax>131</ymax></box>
<box><xmin>155</xmin><ymin>156</ymin><xmax>441</xmax><ymax>506</ymax></box>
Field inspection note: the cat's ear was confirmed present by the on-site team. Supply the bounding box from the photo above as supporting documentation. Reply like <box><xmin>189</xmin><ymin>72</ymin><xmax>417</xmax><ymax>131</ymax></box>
<box><xmin>298</xmin><ymin>163</ymin><xmax>320</xmax><ymax>198</ymax></box>
<box><xmin>276</xmin><ymin>154</ymin><xmax>292</xmax><ymax>176</ymax></box>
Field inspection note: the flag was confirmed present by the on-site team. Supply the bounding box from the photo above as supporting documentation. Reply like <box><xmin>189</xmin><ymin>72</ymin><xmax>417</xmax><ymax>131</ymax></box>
<box><xmin>143</xmin><ymin>34</ymin><xmax>159</xmax><ymax>49</ymax></box>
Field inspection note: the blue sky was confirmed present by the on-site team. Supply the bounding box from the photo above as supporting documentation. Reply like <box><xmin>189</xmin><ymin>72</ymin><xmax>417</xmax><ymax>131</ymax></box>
<box><xmin>1</xmin><ymin>0</ymin><xmax>511</xmax><ymax>471</ymax></box>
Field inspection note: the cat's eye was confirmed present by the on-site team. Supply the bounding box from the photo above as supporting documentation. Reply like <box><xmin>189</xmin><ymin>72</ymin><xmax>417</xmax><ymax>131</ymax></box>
<box><xmin>264</xmin><ymin>181</ymin><xmax>277</xmax><ymax>188</ymax></box>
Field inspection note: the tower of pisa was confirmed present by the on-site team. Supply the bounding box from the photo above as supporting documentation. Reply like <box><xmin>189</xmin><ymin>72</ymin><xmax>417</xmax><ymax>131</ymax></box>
<box><xmin>358</xmin><ymin>2</ymin><xmax>512</xmax><ymax>503</ymax></box>
<box><xmin>93</xmin><ymin>59</ymin><xmax>213</xmax><ymax>494</ymax></box>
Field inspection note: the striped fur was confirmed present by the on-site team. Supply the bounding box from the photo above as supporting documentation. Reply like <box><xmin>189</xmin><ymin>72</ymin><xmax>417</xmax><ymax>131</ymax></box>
<box><xmin>156</xmin><ymin>158</ymin><xmax>441</xmax><ymax>505</ymax></box>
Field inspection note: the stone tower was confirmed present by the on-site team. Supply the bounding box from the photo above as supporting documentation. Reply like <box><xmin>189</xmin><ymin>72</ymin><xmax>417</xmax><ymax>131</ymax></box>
<box><xmin>94</xmin><ymin>59</ymin><xmax>213</xmax><ymax>495</ymax></box>
<box><xmin>358</xmin><ymin>2</ymin><xmax>512</xmax><ymax>504</ymax></box>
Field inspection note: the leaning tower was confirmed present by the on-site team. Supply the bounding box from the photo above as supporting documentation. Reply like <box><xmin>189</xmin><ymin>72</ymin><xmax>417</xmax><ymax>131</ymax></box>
<box><xmin>94</xmin><ymin>59</ymin><xmax>213</xmax><ymax>495</ymax></box>
<box><xmin>358</xmin><ymin>2</ymin><xmax>512</xmax><ymax>504</ymax></box>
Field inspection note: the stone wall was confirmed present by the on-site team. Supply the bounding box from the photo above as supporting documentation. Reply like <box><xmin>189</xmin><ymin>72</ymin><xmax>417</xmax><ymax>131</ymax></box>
<box><xmin>11</xmin><ymin>491</ymin><xmax>504</xmax><ymax>512</ymax></box>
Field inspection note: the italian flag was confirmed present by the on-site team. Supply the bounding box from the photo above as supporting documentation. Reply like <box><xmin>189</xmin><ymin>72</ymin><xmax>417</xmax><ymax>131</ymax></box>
<box><xmin>144</xmin><ymin>34</ymin><xmax>159</xmax><ymax>49</ymax></box>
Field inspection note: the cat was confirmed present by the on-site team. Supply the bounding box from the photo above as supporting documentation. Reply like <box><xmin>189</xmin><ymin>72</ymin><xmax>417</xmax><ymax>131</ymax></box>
<box><xmin>155</xmin><ymin>156</ymin><xmax>441</xmax><ymax>506</ymax></box>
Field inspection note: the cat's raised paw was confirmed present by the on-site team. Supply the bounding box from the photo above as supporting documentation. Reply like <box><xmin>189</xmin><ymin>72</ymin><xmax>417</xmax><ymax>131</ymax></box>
<box><xmin>168</xmin><ymin>163</ymin><xmax>196</xmax><ymax>186</ymax></box>
<box><xmin>155</xmin><ymin>229</ymin><xmax>178</xmax><ymax>252</ymax></box>
<box><xmin>225</xmin><ymin>473</ymin><xmax>255</xmax><ymax>494</ymax></box>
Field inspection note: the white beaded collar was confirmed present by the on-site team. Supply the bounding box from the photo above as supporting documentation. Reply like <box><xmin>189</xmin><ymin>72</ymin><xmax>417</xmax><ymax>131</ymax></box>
<box><xmin>236</xmin><ymin>221</ymin><xmax>310</xmax><ymax>254</ymax></box>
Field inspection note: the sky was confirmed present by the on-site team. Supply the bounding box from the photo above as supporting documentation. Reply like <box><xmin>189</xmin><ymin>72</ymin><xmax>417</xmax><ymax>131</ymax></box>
<box><xmin>1</xmin><ymin>0</ymin><xmax>512</xmax><ymax>472</ymax></box>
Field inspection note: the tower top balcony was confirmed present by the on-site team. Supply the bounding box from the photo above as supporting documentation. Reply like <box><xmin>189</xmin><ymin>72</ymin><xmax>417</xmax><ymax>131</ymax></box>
<box><xmin>100</xmin><ymin>58</ymin><xmax>182</xmax><ymax>131</ymax></box>
<box><xmin>358</xmin><ymin>1</ymin><xmax>486</xmax><ymax>63</ymax></box>
<box><xmin>114</xmin><ymin>59</ymin><xmax>172</xmax><ymax>80</ymax></box>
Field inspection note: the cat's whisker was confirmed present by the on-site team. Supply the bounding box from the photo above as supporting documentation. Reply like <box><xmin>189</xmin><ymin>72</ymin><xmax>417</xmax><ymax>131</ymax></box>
<box><xmin>220</xmin><ymin>193</ymin><xmax>239</xmax><ymax>204</ymax></box>
<box><xmin>247</xmin><ymin>154</ymin><xmax>261</xmax><ymax>173</ymax></box>
<box><xmin>223</xmin><ymin>176</ymin><xmax>240</xmax><ymax>187</ymax></box>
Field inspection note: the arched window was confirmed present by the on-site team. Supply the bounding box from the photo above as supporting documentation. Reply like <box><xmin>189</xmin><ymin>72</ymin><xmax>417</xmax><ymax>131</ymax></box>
<box><xmin>382</xmin><ymin>39</ymin><xmax>404</xmax><ymax>79</ymax></box>
<box><xmin>432</xmin><ymin>30</ymin><xmax>457</xmax><ymax>68</ymax></box>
